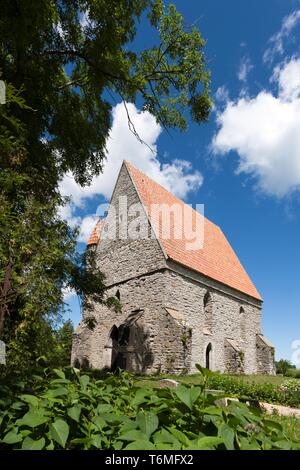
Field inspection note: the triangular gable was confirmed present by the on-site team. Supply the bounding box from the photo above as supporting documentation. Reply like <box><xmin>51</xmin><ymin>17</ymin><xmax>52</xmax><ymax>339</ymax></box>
<box><xmin>125</xmin><ymin>161</ymin><xmax>262</xmax><ymax>301</ymax></box>
<box><xmin>90</xmin><ymin>162</ymin><xmax>167</xmax><ymax>285</ymax></box>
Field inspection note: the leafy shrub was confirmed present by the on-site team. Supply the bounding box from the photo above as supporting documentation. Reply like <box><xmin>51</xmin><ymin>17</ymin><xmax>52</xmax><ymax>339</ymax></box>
<box><xmin>285</xmin><ymin>369</ymin><xmax>300</xmax><ymax>379</ymax></box>
<box><xmin>275</xmin><ymin>359</ymin><xmax>295</xmax><ymax>375</ymax></box>
<box><xmin>0</xmin><ymin>366</ymin><xmax>299</xmax><ymax>450</ymax></box>
<box><xmin>206</xmin><ymin>374</ymin><xmax>300</xmax><ymax>408</ymax></box>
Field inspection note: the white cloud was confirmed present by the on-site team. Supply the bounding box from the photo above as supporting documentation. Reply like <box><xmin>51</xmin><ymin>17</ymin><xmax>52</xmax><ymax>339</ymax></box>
<box><xmin>237</xmin><ymin>57</ymin><xmax>253</xmax><ymax>82</ymax></box>
<box><xmin>263</xmin><ymin>9</ymin><xmax>300</xmax><ymax>64</ymax></box>
<box><xmin>58</xmin><ymin>202</ymin><xmax>81</xmax><ymax>228</ymax></box>
<box><xmin>212</xmin><ymin>58</ymin><xmax>300</xmax><ymax>198</ymax></box>
<box><xmin>272</xmin><ymin>57</ymin><xmax>300</xmax><ymax>101</ymax></box>
<box><xmin>62</xmin><ymin>286</ymin><xmax>77</xmax><ymax>302</ymax></box>
<box><xmin>78</xmin><ymin>215</ymin><xmax>99</xmax><ymax>243</ymax></box>
<box><xmin>59</xmin><ymin>102</ymin><xmax>203</xmax><ymax>241</ymax></box>
<box><xmin>215</xmin><ymin>86</ymin><xmax>230</xmax><ymax>103</ymax></box>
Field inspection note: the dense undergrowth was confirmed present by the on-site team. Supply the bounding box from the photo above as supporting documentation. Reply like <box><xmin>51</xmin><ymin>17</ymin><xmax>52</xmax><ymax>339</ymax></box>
<box><xmin>0</xmin><ymin>366</ymin><xmax>300</xmax><ymax>450</ymax></box>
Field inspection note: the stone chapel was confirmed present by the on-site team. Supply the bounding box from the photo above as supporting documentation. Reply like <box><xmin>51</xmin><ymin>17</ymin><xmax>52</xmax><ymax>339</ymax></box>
<box><xmin>71</xmin><ymin>160</ymin><xmax>275</xmax><ymax>375</ymax></box>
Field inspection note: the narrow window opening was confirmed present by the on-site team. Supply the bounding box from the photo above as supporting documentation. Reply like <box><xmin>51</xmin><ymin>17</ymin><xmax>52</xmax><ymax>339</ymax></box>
<box><xmin>206</xmin><ymin>343</ymin><xmax>212</xmax><ymax>370</ymax></box>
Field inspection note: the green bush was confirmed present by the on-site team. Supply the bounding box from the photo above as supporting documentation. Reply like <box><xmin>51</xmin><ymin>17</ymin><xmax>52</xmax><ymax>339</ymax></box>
<box><xmin>206</xmin><ymin>374</ymin><xmax>300</xmax><ymax>408</ymax></box>
<box><xmin>275</xmin><ymin>360</ymin><xmax>296</xmax><ymax>375</ymax></box>
<box><xmin>0</xmin><ymin>366</ymin><xmax>299</xmax><ymax>450</ymax></box>
<box><xmin>285</xmin><ymin>369</ymin><xmax>300</xmax><ymax>379</ymax></box>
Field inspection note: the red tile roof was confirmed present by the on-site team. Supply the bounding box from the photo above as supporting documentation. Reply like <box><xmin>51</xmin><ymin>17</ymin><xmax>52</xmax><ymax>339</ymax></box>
<box><xmin>125</xmin><ymin>161</ymin><xmax>262</xmax><ymax>301</ymax></box>
<box><xmin>87</xmin><ymin>220</ymin><xmax>101</xmax><ymax>246</ymax></box>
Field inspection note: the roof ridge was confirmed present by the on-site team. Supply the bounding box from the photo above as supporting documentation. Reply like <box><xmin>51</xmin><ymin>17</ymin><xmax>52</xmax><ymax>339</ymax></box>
<box><xmin>124</xmin><ymin>160</ymin><xmax>220</xmax><ymax>231</ymax></box>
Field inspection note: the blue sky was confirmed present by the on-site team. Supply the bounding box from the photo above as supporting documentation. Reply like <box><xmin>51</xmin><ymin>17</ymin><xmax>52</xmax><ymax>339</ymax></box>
<box><xmin>61</xmin><ymin>0</ymin><xmax>300</xmax><ymax>364</ymax></box>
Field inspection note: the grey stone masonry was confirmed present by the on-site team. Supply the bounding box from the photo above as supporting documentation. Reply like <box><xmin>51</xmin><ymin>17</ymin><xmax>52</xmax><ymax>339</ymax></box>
<box><xmin>71</xmin><ymin>162</ymin><xmax>275</xmax><ymax>375</ymax></box>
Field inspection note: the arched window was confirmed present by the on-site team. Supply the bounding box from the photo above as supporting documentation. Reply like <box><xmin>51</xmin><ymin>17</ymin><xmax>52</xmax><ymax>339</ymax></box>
<box><xmin>204</xmin><ymin>291</ymin><xmax>213</xmax><ymax>331</ymax></box>
<box><xmin>205</xmin><ymin>343</ymin><xmax>212</xmax><ymax>370</ymax></box>
<box><xmin>240</xmin><ymin>307</ymin><xmax>246</xmax><ymax>341</ymax></box>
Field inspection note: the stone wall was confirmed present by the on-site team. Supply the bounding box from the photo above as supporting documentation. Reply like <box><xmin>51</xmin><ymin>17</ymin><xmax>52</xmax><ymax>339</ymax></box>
<box><xmin>72</xmin><ymin>270</ymin><xmax>191</xmax><ymax>374</ymax></box>
<box><xmin>72</xmin><ymin>263</ymin><xmax>266</xmax><ymax>374</ymax></box>
<box><xmin>95</xmin><ymin>163</ymin><xmax>167</xmax><ymax>286</ymax></box>
<box><xmin>256</xmin><ymin>335</ymin><xmax>276</xmax><ymax>375</ymax></box>
<box><xmin>163</xmin><ymin>264</ymin><xmax>263</xmax><ymax>374</ymax></box>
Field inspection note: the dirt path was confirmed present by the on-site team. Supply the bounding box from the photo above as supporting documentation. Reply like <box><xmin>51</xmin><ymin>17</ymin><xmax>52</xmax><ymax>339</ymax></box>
<box><xmin>261</xmin><ymin>402</ymin><xmax>300</xmax><ymax>418</ymax></box>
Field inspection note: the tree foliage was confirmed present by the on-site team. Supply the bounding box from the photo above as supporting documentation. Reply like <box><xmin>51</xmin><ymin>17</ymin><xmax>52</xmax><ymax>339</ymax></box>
<box><xmin>275</xmin><ymin>359</ymin><xmax>296</xmax><ymax>376</ymax></box>
<box><xmin>0</xmin><ymin>0</ymin><xmax>211</xmax><ymax>369</ymax></box>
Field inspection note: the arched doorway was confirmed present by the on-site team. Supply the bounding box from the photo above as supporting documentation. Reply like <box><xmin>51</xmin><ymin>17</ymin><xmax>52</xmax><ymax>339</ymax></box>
<box><xmin>103</xmin><ymin>325</ymin><xmax>119</xmax><ymax>370</ymax></box>
<box><xmin>205</xmin><ymin>343</ymin><xmax>212</xmax><ymax>370</ymax></box>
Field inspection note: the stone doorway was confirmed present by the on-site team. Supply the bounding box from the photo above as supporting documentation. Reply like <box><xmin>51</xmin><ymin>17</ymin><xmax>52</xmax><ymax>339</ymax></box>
<box><xmin>103</xmin><ymin>325</ymin><xmax>119</xmax><ymax>370</ymax></box>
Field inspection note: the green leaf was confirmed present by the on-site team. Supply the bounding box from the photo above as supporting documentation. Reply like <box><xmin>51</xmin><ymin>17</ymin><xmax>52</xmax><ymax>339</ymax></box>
<box><xmin>167</xmin><ymin>427</ymin><xmax>191</xmax><ymax>447</ymax></box>
<box><xmin>20</xmin><ymin>394</ymin><xmax>39</xmax><ymax>407</ymax></box>
<box><xmin>175</xmin><ymin>384</ymin><xmax>192</xmax><ymax>409</ymax></box>
<box><xmin>11</xmin><ymin>401</ymin><xmax>25</xmax><ymax>410</ymax></box>
<box><xmin>17</xmin><ymin>410</ymin><xmax>48</xmax><ymax>428</ymax></box>
<box><xmin>263</xmin><ymin>419</ymin><xmax>283</xmax><ymax>432</ymax></box>
<box><xmin>96</xmin><ymin>404</ymin><xmax>113</xmax><ymax>413</ymax></box>
<box><xmin>46</xmin><ymin>440</ymin><xmax>55</xmax><ymax>450</ymax></box>
<box><xmin>22</xmin><ymin>436</ymin><xmax>45</xmax><ymax>450</ymax></box>
<box><xmin>192</xmin><ymin>436</ymin><xmax>224</xmax><ymax>450</ymax></box>
<box><xmin>113</xmin><ymin>440</ymin><xmax>123</xmax><ymax>450</ymax></box>
<box><xmin>53</xmin><ymin>369</ymin><xmax>65</xmax><ymax>379</ymax></box>
<box><xmin>124</xmin><ymin>440</ymin><xmax>156</xmax><ymax>450</ymax></box>
<box><xmin>202</xmin><ymin>406</ymin><xmax>223</xmax><ymax>416</ymax></box>
<box><xmin>190</xmin><ymin>386</ymin><xmax>201</xmax><ymax>405</ymax></box>
<box><xmin>50</xmin><ymin>419</ymin><xmax>69</xmax><ymax>448</ymax></box>
<box><xmin>218</xmin><ymin>423</ymin><xmax>235</xmax><ymax>450</ymax></box>
<box><xmin>91</xmin><ymin>434</ymin><xmax>102</xmax><ymax>449</ymax></box>
<box><xmin>93</xmin><ymin>416</ymin><xmax>106</xmax><ymax>431</ymax></box>
<box><xmin>197</xmin><ymin>364</ymin><xmax>215</xmax><ymax>377</ymax></box>
<box><xmin>174</xmin><ymin>384</ymin><xmax>200</xmax><ymax>410</ymax></box>
<box><xmin>274</xmin><ymin>440</ymin><xmax>293</xmax><ymax>450</ymax></box>
<box><xmin>136</xmin><ymin>412</ymin><xmax>159</xmax><ymax>438</ymax></box>
<box><xmin>45</xmin><ymin>387</ymin><xmax>69</xmax><ymax>398</ymax></box>
<box><xmin>118</xmin><ymin>430</ymin><xmax>149</xmax><ymax>442</ymax></box>
<box><xmin>2</xmin><ymin>429</ymin><xmax>23</xmax><ymax>444</ymax></box>
<box><xmin>238</xmin><ymin>437</ymin><xmax>261</xmax><ymax>450</ymax></box>
<box><xmin>68</xmin><ymin>405</ymin><xmax>81</xmax><ymax>422</ymax></box>
<box><xmin>131</xmin><ymin>389</ymin><xmax>149</xmax><ymax>406</ymax></box>
<box><xmin>79</xmin><ymin>375</ymin><xmax>90</xmax><ymax>390</ymax></box>
<box><xmin>153</xmin><ymin>428</ymin><xmax>181</xmax><ymax>447</ymax></box>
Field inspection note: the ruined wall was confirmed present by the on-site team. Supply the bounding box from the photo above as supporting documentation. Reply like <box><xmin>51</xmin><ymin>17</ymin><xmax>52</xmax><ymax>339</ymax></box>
<box><xmin>256</xmin><ymin>335</ymin><xmax>276</xmax><ymax>375</ymax></box>
<box><xmin>72</xmin><ymin>270</ymin><xmax>191</xmax><ymax>374</ymax></box>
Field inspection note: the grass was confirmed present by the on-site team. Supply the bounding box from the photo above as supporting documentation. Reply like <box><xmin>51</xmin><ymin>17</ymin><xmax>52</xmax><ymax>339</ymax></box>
<box><xmin>135</xmin><ymin>373</ymin><xmax>288</xmax><ymax>389</ymax></box>
<box><xmin>270</xmin><ymin>415</ymin><xmax>300</xmax><ymax>441</ymax></box>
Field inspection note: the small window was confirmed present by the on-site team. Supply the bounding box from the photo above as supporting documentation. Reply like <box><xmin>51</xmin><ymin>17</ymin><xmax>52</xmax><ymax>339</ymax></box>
<box><xmin>240</xmin><ymin>307</ymin><xmax>246</xmax><ymax>341</ymax></box>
